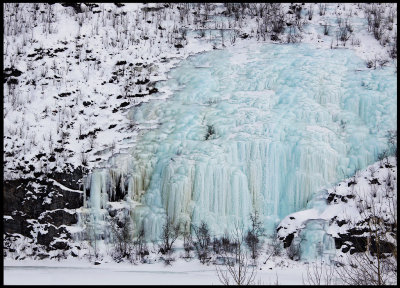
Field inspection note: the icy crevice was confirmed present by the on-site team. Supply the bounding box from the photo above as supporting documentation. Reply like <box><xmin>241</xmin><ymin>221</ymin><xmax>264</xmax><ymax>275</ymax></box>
<box><xmin>86</xmin><ymin>42</ymin><xmax>397</xmax><ymax>241</ymax></box>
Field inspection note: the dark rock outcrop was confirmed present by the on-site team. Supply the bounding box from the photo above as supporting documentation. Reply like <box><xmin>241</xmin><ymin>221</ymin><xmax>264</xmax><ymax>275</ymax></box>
<box><xmin>39</xmin><ymin>210</ymin><xmax>78</xmax><ymax>227</ymax></box>
<box><xmin>3</xmin><ymin>171</ymin><xmax>85</xmax><ymax>252</ymax></box>
<box><xmin>37</xmin><ymin>225</ymin><xmax>71</xmax><ymax>247</ymax></box>
<box><xmin>4</xmin><ymin>67</ymin><xmax>23</xmax><ymax>83</ymax></box>
<box><xmin>334</xmin><ymin>226</ymin><xmax>396</xmax><ymax>256</ymax></box>
<box><xmin>51</xmin><ymin>240</ymin><xmax>71</xmax><ymax>250</ymax></box>
<box><xmin>280</xmin><ymin>232</ymin><xmax>295</xmax><ymax>248</ymax></box>
<box><xmin>4</xmin><ymin>212</ymin><xmax>32</xmax><ymax>237</ymax></box>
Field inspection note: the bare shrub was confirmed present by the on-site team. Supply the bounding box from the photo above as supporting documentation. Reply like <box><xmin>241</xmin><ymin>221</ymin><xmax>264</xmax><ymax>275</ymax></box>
<box><xmin>134</xmin><ymin>225</ymin><xmax>149</xmax><ymax>262</ymax></box>
<box><xmin>270</xmin><ymin>228</ymin><xmax>282</xmax><ymax>257</ymax></box>
<box><xmin>109</xmin><ymin>213</ymin><xmax>134</xmax><ymax>262</ymax></box>
<box><xmin>159</xmin><ymin>216</ymin><xmax>180</xmax><ymax>254</ymax></box>
<box><xmin>307</xmin><ymin>4</ymin><xmax>314</xmax><ymax>21</ymax></box>
<box><xmin>182</xmin><ymin>231</ymin><xmax>194</xmax><ymax>260</ymax></box>
<box><xmin>336</xmin><ymin>17</ymin><xmax>353</xmax><ymax>46</ymax></box>
<box><xmin>215</xmin><ymin>224</ymin><xmax>257</xmax><ymax>285</ymax></box>
<box><xmin>245</xmin><ymin>210</ymin><xmax>264</xmax><ymax>260</ymax></box>
<box><xmin>303</xmin><ymin>259</ymin><xmax>336</xmax><ymax>285</ymax></box>
<box><xmin>323</xmin><ymin>22</ymin><xmax>330</xmax><ymax>36</ymax></box>
<box><xmin>318</xmin><ymin>3</ymin><xmax>327</xmax><ymax>16</ymax></box>
<box><xmin>192</xmin><ymin>221</ymin><xmax>211</xmax><ymax>264</ymax></box>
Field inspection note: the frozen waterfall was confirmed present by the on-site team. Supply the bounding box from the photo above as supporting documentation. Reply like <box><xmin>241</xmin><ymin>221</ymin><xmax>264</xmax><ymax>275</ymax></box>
<box><xmin>85</xmin><ymin>42</ymin><xmax>397</xmax><ymax>243</ymax></box>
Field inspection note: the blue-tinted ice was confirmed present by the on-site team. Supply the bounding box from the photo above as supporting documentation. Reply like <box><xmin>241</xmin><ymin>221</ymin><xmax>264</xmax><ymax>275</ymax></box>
<box><xmin>87</xmin><ymin>43</ymin><xmax>397</xmax><ymax>242</ymax></box>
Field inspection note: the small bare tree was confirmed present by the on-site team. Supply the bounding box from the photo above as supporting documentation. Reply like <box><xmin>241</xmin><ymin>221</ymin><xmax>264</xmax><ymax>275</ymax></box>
<box><xmin>86</xmin><ymin>217</ymin><xmax>100</xmax><ymax>262</ymax></box>
<box><xmin>269</xmin><ymin>228</ymin><xmax>282</xmax><ymax>257</ymax></box>
<box><xmin>323</xmin><ymin>22</ymin><xmax>330</xmax><ymax>36</ymax></box>
<box><xmin>307</xmin><ymin>4</ymin><xmax>314</xmax><ymax>21</ymax></box>
<box><xmin>303</xmin><ymin>259</ymin><xmax>336</xmax><ymax>285</ymax></box>
<box><xmin>216</xmin><ymin>224</ymin><xmax>257</xmax><ymax>285</ymax></box>
<box><xmin>318</xmin><ymin>3</ymin><xmax>327</xmax><ymax>16</ymax></box>
<box><xmin>109</xmin><ymin>212</ymin><xmax>134</xmax><ymax>262</ymax></box>
<box><xmin>245</xmin><ymin>210</ymin><xmax>264</xmax><ymax>260</ymax></box>
<box><xmin>192</xmin><ymin>221</ymin><xmax>211</xmax><ymax>264</ymax></box>
<box><xmin>182</xmin><ymin>231</ymin><xmax>194</xmax><ymax>260</ymax></box>
<box><xmin>160</xmin><ymin>215</ymin><xmax>180</xmax><ymax>254</ymax></box>
<box><xmin>336</xmin><ymin>17</ymin><xmax>353</xmax><ymax>46</ymax></box>
<box><xmin>134</xmin><ymin>224</ymin><xmax>148</xmax><ymax>261</ymax></box>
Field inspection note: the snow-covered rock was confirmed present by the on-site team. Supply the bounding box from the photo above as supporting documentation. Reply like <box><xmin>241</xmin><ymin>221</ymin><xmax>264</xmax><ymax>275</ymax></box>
<box><xmin>277</xmin><ymin>156</ymin><xmax>397</xmax><ymax>261</ymax></box>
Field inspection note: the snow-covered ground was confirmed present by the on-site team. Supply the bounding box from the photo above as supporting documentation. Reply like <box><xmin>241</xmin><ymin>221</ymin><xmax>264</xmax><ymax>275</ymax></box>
<box><xmin>4</xmin><ymin>257</ymin><xmax>339</xmax><ymax>285</ymax></box>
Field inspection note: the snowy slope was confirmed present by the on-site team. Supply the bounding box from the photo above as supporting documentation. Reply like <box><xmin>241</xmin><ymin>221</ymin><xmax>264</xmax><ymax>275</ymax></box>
<box><xmin>3</xmin><ymin>3</ymin><xmax>397</xmax><ymax>180</ymax></box>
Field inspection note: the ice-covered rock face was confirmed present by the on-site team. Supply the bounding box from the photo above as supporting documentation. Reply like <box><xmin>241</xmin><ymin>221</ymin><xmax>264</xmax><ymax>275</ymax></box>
<box><xmin>87</xmin><ymin>42</ymin><xmax>397</xmax><ymax>241</ymax></box>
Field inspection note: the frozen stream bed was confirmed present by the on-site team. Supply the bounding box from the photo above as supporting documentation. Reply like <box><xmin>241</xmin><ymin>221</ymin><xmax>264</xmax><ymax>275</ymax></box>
<box><xmin>87</xmin><ymin>41</ymin><xmax>397</xmax><ymax>241</ymax></box>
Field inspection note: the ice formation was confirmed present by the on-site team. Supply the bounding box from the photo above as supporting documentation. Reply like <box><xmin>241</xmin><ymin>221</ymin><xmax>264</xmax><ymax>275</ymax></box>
<box><xmin>85</xmin><ymin>43</ymin><xmax>397</xmax><ymax>242</ymax></box>
<box><xmin>278</xmin><ymin>156</ymin><xmax>397</xmax><ymax>261</ymax></box>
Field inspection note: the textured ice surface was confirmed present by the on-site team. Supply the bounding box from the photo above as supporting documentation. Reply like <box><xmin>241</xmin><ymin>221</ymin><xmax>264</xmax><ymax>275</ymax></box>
<box><xmin>298</xmin><ymin>219</ymin><xmax>336</xmax><ymax>261</ymax></box>
<box><xmin>87</xmin><ymin>42</ymin><xmax>397</xmax><ymax>241</ymax></box>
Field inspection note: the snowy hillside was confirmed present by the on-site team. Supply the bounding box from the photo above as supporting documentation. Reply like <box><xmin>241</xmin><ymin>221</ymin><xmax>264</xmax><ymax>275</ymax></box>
<box><xmin>3</xmin><ymin>3</ymin><xmax>397</xmax><ymax>180</ymax></box>
<box><xmin>3</xmin><ymin>3</ymin><xmax>397</xmax><ymax>285</ymax></box>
